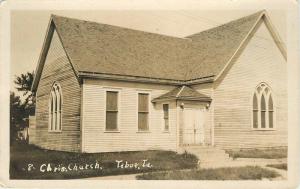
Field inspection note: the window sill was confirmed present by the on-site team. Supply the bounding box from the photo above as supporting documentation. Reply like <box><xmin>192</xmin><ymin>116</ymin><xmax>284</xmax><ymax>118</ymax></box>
<box><xmin>48</xmin><ymin>130</ymin><xmax>62</xmax><ymax>133</ymax></box>
<box><xmin>252</xmin><ymin>128</ymin><xmax>276</xmax><ymax>131</ymax></box>
<box><xmin>104</xmin><ymin>130</ymin><xmax>120</xmax><ymax>133</ymax></box>
<box><xmin>136</xmin><ymin>131</ymin><xmax>151</xmax><ymax>133</ymax></box>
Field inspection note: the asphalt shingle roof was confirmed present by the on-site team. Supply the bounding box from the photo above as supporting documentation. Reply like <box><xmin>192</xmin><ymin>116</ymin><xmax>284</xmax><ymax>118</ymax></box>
<box><xmin>152</xmin><ymin>86</ymin><xmax>212</xmax><ymax>102</ymax></box>
<box><xmin>51</xmin><ymin>11</ymin><xmax>263</xmax><ymax>81</ymax></box>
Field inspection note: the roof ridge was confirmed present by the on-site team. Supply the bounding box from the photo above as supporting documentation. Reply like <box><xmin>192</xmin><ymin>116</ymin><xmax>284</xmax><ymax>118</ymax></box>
<box><xmin>51</xmin><ymin>10</ymin><xmax>265</xmax><ymax>44</ymax></box>
<box><xmin>185</xmin><ymin>10</ymin><xmax>265</xmax><ymax>38</ymax></box>
<box><xmin>51</xmin><ymin>14</ymin><xmax>189</xmax><ymax>41</ymax></box>
<box><xmin>32</xmin><ymin>10</ymin><xmax>283</xmax><ymax>92</ymax></box>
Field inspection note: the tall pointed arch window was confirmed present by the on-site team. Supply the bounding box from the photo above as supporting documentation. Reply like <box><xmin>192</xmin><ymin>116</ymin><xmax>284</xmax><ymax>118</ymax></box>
<box><xmin>268</xmin><ymin>95</ymin><xmax>274</xmax><ymax>128</ymax></box>
<box><xmin>49</xmin><ymin>82</ymin><xmax>62</xmax><ymax>132</ymax></box>
<box><xmin>252</xmin><ymin>94</ymin><xmax>258</xmax><ymax>128</ymax></box>
<box><xmin>252</xmin><ymin>83</ymin><xmax>275</xmax><ymax>130</ymax></box>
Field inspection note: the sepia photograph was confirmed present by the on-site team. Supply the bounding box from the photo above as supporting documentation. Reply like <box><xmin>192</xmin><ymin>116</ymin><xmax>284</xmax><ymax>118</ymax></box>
<box><xmin>1</xmin><ymin>0</ymin><xmax>299</xmax><ymax>188</ymax></box>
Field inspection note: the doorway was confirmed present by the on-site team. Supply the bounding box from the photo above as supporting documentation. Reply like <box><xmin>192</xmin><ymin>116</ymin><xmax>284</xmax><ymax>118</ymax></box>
<box><xmin>182</xmin><ymin>108</ymin><xmax>207</xmax><ymax>145</ymax></box>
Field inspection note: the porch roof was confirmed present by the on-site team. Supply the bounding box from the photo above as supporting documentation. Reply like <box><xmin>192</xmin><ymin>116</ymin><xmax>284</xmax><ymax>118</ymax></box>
<box><xmin>152</xmin><ymin>86</ymin><xmax>212</xmax><ymax>102</ymax></box>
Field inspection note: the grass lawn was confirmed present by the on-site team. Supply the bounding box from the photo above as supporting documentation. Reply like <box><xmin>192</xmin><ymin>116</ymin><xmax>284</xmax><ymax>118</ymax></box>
<box><xmin>266</xmin><ymin>163</ymin><xmax>287</xmax><ymax>170</ymax></box>
<box><xmin>136</xmin><ymin>166</ymin><xmax>280</xmax><ymax>180</ymax></box>
<box><xmin>10</xmin><ymin>142</ymin><xmax>198</xmax><ymax>179</ymax></box>
<box><xmin>226</xmin><ymin>148</ymin><xmax>287</xmax><ymax>159</ymax></box>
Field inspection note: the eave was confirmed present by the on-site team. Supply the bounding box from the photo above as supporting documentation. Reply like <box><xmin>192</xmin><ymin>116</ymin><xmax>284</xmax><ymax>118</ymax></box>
<box><xmin>78</xmin><ymin>71</ymin><xmax>215</xmax><ymax>86</ymax></box>
<box><xmin>151</xmin><ymin>96</ymin><xmax>212</xmax><ymax>103</ymax></box>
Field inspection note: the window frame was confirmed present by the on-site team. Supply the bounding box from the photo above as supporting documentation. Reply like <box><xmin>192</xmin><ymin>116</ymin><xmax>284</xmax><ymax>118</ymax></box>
<box><xmin>268</xmin><ymin>95</ymin><xmax>274</xmax><ymax>129</ymax></box>
<box><xmin>260</xmin><ymin>94</ymin><xmax>267</xmax><ymax>128</ymax></box>
<box><xmin>48</xmin><ymin>82</ymin><xmax>63</xmax><ymax>133</ymax></box>
<box><xmin>252</xmin><ymin>93</ymin><xmax>259</xmax><ymax>128</ymax></box>
<box><xmin>251</xmin><ymin>83</ymin><xmax>276</xmax><ymax>131</ymax></box>
<box><xmin>104</xmin><ymin>88</ymin><xmax>121</xmax><ymax>133</ymax></box>
<box><xmin>136</xmin><ymin>91</ymin><xmax>151</xmax><ymax>133</ymax></box>
<box><xmin>162</xmin><ymin>104</ymin><xmax>170</xmax><ymax>132</ymax></box>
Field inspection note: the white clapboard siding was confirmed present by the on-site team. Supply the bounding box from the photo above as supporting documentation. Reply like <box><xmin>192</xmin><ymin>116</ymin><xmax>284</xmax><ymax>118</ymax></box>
<box><xmin>82</xmin><ymin>79</ymin><xmax>178</xmax><ymax>152</ymax></box>
<box><xmin>213</xmin><ymin>21</ymin><xmax>287</xmax><ymax>149</ymax></box>
<box><xmin>35</xmin><ymin>30</ymin><xmax>81</xmax><ymax>152</ymax></box>
<box><xmin>193</xmin><ymin>83</ymin><xmax>214</xmax><ymax>145</ymax></box>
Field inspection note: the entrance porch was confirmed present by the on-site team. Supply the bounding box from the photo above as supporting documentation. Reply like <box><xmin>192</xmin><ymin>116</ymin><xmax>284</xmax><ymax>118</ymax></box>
<box><xmin>152</xmin><ymin>85</ymin><xmax>213</xmax><ymax>149</ymax></box>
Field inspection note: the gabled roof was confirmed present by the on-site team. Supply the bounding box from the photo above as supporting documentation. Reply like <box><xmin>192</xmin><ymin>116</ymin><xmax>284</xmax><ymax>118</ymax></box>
<box><xmin>32</xmin><ymin>10</ymin><xmax>286</xmax><ymax>91</ymax></box>
<box><xmin>184</xmin><ymin>11</ymin><xmax>264</xmax><ymax>80</ymax></box>
<box><xmin>152</xmin><ymin>86</ymin><xmax>211</xmax><ymax>102</ymax></box>
<box><xmin>52</xmin><ymin>15</ymin><xmax>188</xmax><ymax>81</ymax></box>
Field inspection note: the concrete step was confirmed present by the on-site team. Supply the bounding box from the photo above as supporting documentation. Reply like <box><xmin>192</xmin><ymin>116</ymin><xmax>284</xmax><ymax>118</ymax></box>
<box><xmin>187</xmin><ymin>150</ymin><xmax>228</xmax><ymax>156</ymax></box>
<box><xmin>199</xmin><ymin>156</ymin><xmax>233</xmax><ymax>163</ymax></box>
<box><xmin>183</xmin><ymin>146</ymin><xmax>226</xmax><ymax>152</ymax></box>
<box><xmin>188</xmin><ymin>153</ymin><xmax>227</xmax><ymax>158</ymax></box>
<box><xmin>185</xmin><ymin>150</ymin><xmax>228</xmax><ymax>157</ymax></box>
<box><xmin>181</xmin><ymin>146</ymin><xmax>233</xmax><ymax>164</ymax></box>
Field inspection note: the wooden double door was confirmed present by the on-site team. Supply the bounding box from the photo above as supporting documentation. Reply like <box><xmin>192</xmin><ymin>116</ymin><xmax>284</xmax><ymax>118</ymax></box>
<box><xmin>182</xmin><ymin>107</ymin><xmax>207</xmax><ymax>145</ymax></box>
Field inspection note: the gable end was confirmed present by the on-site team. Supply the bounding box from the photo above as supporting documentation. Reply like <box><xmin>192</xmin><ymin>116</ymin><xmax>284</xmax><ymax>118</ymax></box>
<box><xmin>31</xmin><ymin>16</ymin><xmax>80</xmax><ymax>92</ymax></box>
<box><xmin>214</xmin><ymin>11</ymin><xmax>287</xmax><ymax>82</ymax></box>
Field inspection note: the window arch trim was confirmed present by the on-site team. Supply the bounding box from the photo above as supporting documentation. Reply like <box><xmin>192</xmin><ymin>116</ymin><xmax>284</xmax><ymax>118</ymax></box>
<box><xmin>251</xmin><ymin>82</ymin><xmax>276</xmax><ymax>130</ymax></box>
<box><xmin>48</xmin><ymin>82</ymin><xmax>63</xmax><ymax>132</ymax></box>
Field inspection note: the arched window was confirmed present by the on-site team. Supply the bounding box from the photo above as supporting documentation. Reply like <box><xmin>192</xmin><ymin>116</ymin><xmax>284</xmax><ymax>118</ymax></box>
<box><xmin>252</xmin><ymin>83</ymin><xmax>275</xmax><ymax>129</ymax></box>
<box><xmin>261</xmin><ymin>95</ymin><xmax>266</xmax><ymax>128</ymax></box>
<box><xmin>268</xmin><ymin>95</ymin><xmax>274</xmax><ymax>128</ymax></box>
<box><xmin>49</xmin><ymin>82</ymin><xmax>62</xmax><ymax>132</ymax></box>
<box><xmin>252</xmin><ymin>94</ymin><xmax>258</xmax><ymax>128</ymax></box>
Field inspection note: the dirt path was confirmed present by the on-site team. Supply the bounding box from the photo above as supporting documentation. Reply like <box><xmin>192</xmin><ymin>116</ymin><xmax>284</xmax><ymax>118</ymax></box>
<box><xmin>200</xmin><ymin>158</ymin><xmax>287</xmax><ymax>180</ymax></box>
<box><xmin>200</xmin><ymin>158</ymin><xmax>286</xmax><ymax>168</ymax></box>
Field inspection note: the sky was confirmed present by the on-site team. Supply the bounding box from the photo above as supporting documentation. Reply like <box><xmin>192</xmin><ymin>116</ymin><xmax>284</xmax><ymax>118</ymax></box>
<box><xmin>10</xmin><ymin>9</ymin><xmax>286</xmax><ymax>94</ymax></box>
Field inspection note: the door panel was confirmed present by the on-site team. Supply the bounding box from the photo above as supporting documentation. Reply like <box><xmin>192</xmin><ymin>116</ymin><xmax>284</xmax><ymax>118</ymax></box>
<box><xmin>195</xmin><ymin>109</ymin><xmax>205</xmax><ymax>144</ymax></box>
<box><xmin>183</xmin><ymin>108</ymin><xmax>195</xmax><ymax>144</ymax></box>
<box><xmin>183</xmin><ymin>108</ymin><xmax>206</xmax><ymax>145</ymax></box>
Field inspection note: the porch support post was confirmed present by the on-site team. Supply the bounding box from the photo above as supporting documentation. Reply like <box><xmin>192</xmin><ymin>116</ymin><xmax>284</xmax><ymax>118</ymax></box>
<box><xmin>176</xmin><ymin>100</ymin><xmax>180</xmax><ymax>152</ymax></box>
<box><xmin>211</xmin><ymin>93</ymin><xmax>215</xmax><ymax>146</ymax></box>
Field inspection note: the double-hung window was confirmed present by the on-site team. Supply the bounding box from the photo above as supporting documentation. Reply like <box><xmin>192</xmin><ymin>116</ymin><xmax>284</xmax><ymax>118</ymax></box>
<box><xmin>106</xmin><ymin>91</ymin><xmax>119</xmax><ymax>131</ymax></box>
<box><xmin>138</xmin><ymin>93</ymin><xmax>149</xmax><ymax>131</ymax></box>
<box><xmin>163</xmin><ymin>104</ymin><xmax>169</xmax><ymax>131</ymax></box>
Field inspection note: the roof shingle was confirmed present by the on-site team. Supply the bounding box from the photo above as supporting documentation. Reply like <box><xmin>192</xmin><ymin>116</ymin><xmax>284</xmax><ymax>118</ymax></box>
<box><xmin>51</xmin><ymin>11</ymin><xmax>263</xmax><ymax>81</ymax></box>
<box><xmin>152</xmin><ymin>86</ymin><xmax>212</xmax><ymax>102</ymax></box>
